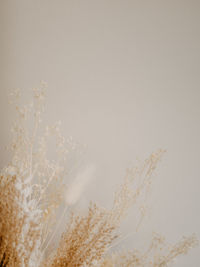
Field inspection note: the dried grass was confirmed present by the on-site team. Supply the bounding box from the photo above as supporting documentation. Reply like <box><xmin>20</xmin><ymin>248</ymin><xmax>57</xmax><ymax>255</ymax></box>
<box><xmin>0</xmin><ymin>85</ymin><xmax>198</xmax><ymax>266</ymax></box>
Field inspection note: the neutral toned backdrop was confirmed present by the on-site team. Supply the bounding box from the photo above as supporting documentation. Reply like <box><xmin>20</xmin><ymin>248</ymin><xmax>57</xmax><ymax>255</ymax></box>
<box><xmin>0</xmin><ymin>1</ymin><xmax>200</xmax><ymax>266</ymax></box>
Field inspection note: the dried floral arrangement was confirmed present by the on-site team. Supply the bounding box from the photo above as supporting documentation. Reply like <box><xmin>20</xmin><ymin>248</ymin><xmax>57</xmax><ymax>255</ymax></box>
<box><xmin>0</xmin><ymin>84</ymin><xmax>198</xmax><ymax>267</ymax></box>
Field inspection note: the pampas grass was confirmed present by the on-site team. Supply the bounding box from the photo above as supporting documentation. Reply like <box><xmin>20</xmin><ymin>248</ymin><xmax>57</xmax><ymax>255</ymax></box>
<box><xmin>0</xmin><ymin>84</ymin><xmax>198</xmax><ymax>267</ymax></box>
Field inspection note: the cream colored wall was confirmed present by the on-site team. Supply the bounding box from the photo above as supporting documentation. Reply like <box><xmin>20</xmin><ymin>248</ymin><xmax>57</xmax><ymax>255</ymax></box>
<box><xmin>0</xmin><ymin>1</ymin><xmax>200</xmax><ymax>265</ymax></box>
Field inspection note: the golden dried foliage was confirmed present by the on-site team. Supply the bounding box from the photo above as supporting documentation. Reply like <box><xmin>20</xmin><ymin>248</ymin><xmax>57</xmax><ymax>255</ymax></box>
<box><xmin>0</xmin><ymin>85</ymin><xmax>198</xmax><ymax>267</ymax></box>
<box><xmin>110</xmin><ymin>149</ymin><xmax>165</xmax><ymax>225</ymax></box>
<box><xmin>102</xmin><ymin>233</ymin><xmax>198</xmax><ymax>267</ymax></box>
<box><xmin>0</xmin><ymin>171</ymin><xmax>42</xmax><ymax>267</ymax></box>
<box><xmin>43</xmin><ymin>203</ymin><xmax>117</xmax><ymax>267</ymax></box>
<box><xmin>0</xmin><ymin>174</ymin><xmax>24</xmax><ymax>267</ymax></box>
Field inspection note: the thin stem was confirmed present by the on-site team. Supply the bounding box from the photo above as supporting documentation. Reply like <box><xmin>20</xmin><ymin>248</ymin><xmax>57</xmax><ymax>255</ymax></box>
<box><xmin>42</xmin><ymin>206</ymin><xmax>69</xmax><ymax>254</ymax></box>
<box><xmin>36</xmin><ymin>170</ymin><xmax>56</xmax><ymax>207</ymax></box>
<box><xmin>108</xmin><ymin>230</ymin><xmax>137</xmax><ymax>251</ymax></box>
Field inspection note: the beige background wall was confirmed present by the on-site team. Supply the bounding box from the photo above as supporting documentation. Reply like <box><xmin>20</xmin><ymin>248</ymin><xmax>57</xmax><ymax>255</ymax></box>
<box><xmin>0</xmin><ymin>1</ymin><xmax>200</xmax><ymax>265</ymax></box>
